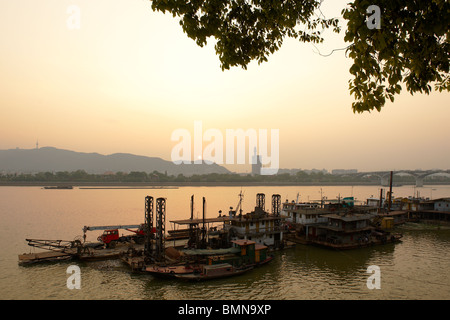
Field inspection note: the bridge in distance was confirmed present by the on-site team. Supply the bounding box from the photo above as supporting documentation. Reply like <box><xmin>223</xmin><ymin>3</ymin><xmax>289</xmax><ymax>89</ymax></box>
<box><xmin>334</xmin><ymin>170</ymin><xmax>450</xmax><ymax>187</ymax></box>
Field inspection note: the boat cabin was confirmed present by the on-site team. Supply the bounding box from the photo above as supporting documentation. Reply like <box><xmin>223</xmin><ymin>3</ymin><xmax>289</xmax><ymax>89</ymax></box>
<box><xmin>311</xmin><ymin>213</ymin><xmax>375</xmax><ymax>245</ymax></box>
<box><xmin>206</xmin><ymin>239</ymin><xmax>269</xmax><ymax>267</ymax></box>
<box><xmin>223</xmin><ymin>206</ymin><xmax>286</xmax><ymax>248</ymax></box>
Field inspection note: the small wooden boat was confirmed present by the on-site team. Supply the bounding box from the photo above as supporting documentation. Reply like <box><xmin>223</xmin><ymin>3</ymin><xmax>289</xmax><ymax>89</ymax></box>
<box><xmin>174</xmin><ymin>263</ymin><xmax>254</xmax><ymax>281</ymax></box>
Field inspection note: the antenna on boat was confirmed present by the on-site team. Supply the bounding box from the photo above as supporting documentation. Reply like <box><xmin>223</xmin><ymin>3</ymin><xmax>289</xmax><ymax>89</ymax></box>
<box><xmin>319</xmin><ymin>188</ymin><xmax>324</xmax><ymax>208</ymax></box>
<box><xmin>234</xmin><ymin>190</ymin><xmax>244</xmax><ymax>216</ymax></box>
<box><xmin>190</xmin><ymin>195</ymin><xmax>194</xmax><ymax>220</ymax></box>
<box><xmin>388</xmin><ymin>171</ymin><xmax>393</xmax><ymax>212</ymax></box>
<box><xmin>239</xmin><ymin>190</ymin><xmax>244</xmax><ymax>215</ymax></box>
<box><xmin>201</xmin><ymin>197</ymin><xmax>207</xmax><ymax>248</ymax></box>
<box><xmin>189</xmin><ymin>195</ymin><xmax>195</xmax><ymax>247</ymax></box>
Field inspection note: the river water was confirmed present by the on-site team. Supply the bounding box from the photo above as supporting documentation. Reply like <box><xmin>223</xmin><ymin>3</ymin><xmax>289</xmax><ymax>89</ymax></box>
<box><xmin>1</xmin><ymin>185</ymin><xmax>449</xmax><ymax>300</ymax></box>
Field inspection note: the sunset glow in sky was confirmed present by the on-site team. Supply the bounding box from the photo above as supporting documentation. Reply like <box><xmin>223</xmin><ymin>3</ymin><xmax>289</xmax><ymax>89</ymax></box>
<box><xmin>1</xmin><ymin>0</ymin><xmax>449</xmax><ymax>173</ymax></box>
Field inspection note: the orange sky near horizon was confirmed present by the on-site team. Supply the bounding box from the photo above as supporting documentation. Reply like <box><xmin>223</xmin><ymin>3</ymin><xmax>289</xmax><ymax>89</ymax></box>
<box><xmin>0</xmin><ymin>0</ymin><xmax>449</xmax><ymax>173</ymax></box>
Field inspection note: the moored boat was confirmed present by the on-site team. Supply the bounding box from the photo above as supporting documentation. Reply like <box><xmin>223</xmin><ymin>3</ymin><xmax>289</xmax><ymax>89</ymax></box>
<box><xmin>174</xmin><ymin>263</ymin><xmax>254</xmax><ymax>281</ymax></box>
<box><xmin>145</xmin><ymin>264</ymin><xmax>202</xmax><ymax>278</ymax></box>
<box><xmin>43</xmin><ymin>186</ymin><xmax>73</xmax><ymax>189</ymax></box>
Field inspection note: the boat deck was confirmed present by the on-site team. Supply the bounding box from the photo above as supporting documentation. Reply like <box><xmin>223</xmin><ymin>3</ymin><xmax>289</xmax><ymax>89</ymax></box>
<box><xmin>19</xmin><ymin>243</ymin><xmax>145</xmax><ymax>264</ymax></box>
<box><xmin>18</xmin><ymin>251</ymin><xmax>73</xmax><ymax>264</ymax></box>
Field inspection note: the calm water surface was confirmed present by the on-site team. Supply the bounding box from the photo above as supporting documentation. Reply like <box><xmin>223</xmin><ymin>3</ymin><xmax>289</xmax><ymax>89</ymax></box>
<box><xmin>1</xmin><ymin>185</ymin><xmax>449</xmax><ymax>300</ymax></box>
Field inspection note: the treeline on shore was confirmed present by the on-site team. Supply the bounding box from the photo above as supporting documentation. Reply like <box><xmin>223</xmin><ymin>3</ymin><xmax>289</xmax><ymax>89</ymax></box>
<box><xmin>1</xmin><ymin>170</ymin><xmax>450</xmax><ymax>184</ymax></box>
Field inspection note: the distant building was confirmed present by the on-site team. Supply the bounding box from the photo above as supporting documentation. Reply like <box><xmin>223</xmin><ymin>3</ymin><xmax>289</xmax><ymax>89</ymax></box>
<box><xmin>304</xmin><ymin>169</ymin><xmax>328</xmax><ymax>174</ymax></box>
<box><xmin>277</xmin><ymin>168</ymin><xmax>302</xmax><ymax>175</ymax></box>
<box><xmin>332</xmin><ymin>169</ymin><xmax>358</xmax><ymax>175</ymax></box>
<box><xmin>251</xmin><ymin>148</ymin><xmax>261</xmax><ymax>175</ymax></box>
<box><xmin>276</xmin><ymin>168</ymin><xmax>329</xmax><ymax>175</ymax></box>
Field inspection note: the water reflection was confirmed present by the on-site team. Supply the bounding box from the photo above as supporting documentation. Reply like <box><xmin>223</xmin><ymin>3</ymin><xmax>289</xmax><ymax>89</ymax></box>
<box><xmin>131</xmin><ymin>242</ymin><xmax>401</xmax><ymax>300</ymax></box>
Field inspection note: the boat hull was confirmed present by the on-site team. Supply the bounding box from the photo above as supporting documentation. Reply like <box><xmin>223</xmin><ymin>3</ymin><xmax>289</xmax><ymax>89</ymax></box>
<box><xmin>145</xmin><ymin>264</ymin><xmax>201</xmax><ymax>278</ymax></box>
<box><xmin>174</xmin><ymin>265</ymin><xmax>254</xmax><ymax>282</ymax></box>
<box><xmin>310</xmin><ymin>234</ymin><xmax>403</xmax><ymax>250</ymax></box>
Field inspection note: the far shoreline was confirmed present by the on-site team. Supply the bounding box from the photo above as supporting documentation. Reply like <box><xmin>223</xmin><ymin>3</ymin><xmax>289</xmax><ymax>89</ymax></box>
<box><xmin>1</xmin><ymin>181</ymin><xmax>449</xmax><ymax>187</ymax></box>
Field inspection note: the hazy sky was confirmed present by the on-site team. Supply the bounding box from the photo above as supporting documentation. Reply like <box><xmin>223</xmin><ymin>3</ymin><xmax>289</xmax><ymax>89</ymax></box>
<box><xmin>1</xmin><ymin>0</ymin><xmax>449</xmax><ymax>173</ymax></box>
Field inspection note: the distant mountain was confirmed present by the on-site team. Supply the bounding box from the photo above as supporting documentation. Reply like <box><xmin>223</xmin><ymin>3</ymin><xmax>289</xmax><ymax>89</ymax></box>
<box><xmin>0</xmin><ymin>147</ymin><xmax>231</xmax><ymax>176</ymax></box>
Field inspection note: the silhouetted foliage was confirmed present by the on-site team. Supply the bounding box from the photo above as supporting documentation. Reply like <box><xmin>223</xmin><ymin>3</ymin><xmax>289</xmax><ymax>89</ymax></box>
<box><xmin>149</xmin><ymin>0</ymin><xmax>449</xmax><ymax>112</ymax></box>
